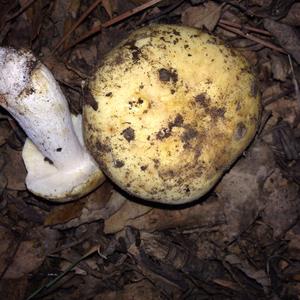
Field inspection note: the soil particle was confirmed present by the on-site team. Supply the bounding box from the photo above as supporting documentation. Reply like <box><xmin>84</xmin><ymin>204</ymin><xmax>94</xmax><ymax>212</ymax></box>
<box><xmin>95</xmin><ymin>141</ymin><xmax>111</xmax><ymax>153</ymax></box>
<box><xmin>181</xmin><ymin>126</ymin><xmax>198</xmax><ymax>143</ymax></box>
<box><xmin>125</xmin><ymin>40</ymin><xmax>142</xmax><ymax>63</ymax></box>
<box><xmin>141</xmin><ymin>165</ymin><xmax>148</xmax><ymax>171</ymax></box>
<box><xmin>121</xmin><ymin>127</ymin><xmax>135</xmax><ymax>142</ymax></box>
<box><xmin>114</xmin><ymin>160</ymin><xmax>125</xmax><ymax>168</ymax></box>
<box><xmin>156</xmin><ymin>114</ymin><xmax>184</xmax><ymax>140</ymax></box>
<box><xmin>250</xmin><ymin>80</ymin><xmax>258</xmax><ymax>97</ymax></box>
<box><xmin>156</xmin><ymin>127</ymin><xmax>172</xmax><ymax>140</ymax></box>
<box><xmin>234</xmin><ymin>122</ymin><xmax>247</xmax><ymax>140</ymax></box>
<box><xmin>195</xmin><ymin>93</ymin><xmax>210</xmax><ymax>107</ymax></box>
<box><xmin>158</xmin><ymin>68</ymin><xmax>178</xmax><ymax>83</ymax></box>
<box><xmin>209</xmin><ymin>107</ymin><xmax>226</xmax><ymax>119</ymax></box>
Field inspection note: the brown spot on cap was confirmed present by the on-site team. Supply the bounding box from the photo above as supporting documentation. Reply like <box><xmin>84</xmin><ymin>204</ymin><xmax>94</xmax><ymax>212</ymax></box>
<box><xmin>234</xmin><ymin>122</ymin><xmax>247</xmax><ymax>140</ymax></box>
<box><xmin>195</xmin><ymin>93</ymin><xmax>209</xmax><ymax>107</ymax></box>
<box><xmin>173</xmin><ymin>29</ymin><xmax>180</xmax><ymax>36</ymax></box>
<box><xmin>114</xmin><ymin>53</ymin><xmax>125</xmax><ymax>65</ymax></box>
<box><xmin>181</xmin><ymin>126</ymin><xmax>198</xmax><ymax>143</ymax></box>
<box><xmin>173</xmin><ymin>114</ymin><xmax>184</xmax><ymax>127</ymax></box>
<box><xmin>141</xmin><ymin>165</ymin><xmax>148</xmax><ymax>171</ymax></box>
<box><xmin>121</xmin><ymin>127</ymin><xmax>135</xmax><ymax>142</ymax></box>
<box><xmin>250</xmin><ymin>80</ymin><xmax>258</xmax><ymax>97</ymax></box>
<box><xmin>114</xmin><ymin>160</ymin><xmax>125</xmax><ymax>168</ymax></box>
<box><xmin>95</xmin><ymin>141</ymin><xmax>111</xmax><ymax>153</ymax></box>
<box><xmin>159</xmin><ymin>68</ymin><xmax>178</xmax><ymax>83</ymax></box>
<box><xmin>184</xmin><ymin>186</ymin><xmax>190</xmax><ymax>193</ymax></box>
<box><xmin>209</xmin><ymin>107</ymin><xmax>225</xmax><ymax>119</ymax></box>
<box><xmin>153</xmin><ymin>159</ymin><xmax>160</xmax><ymax>168</ymax></box>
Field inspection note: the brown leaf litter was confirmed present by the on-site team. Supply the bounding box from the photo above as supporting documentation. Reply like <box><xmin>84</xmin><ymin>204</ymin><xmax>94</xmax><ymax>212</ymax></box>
<box><xmin>1</xmin><ymin>0</ymin><xmax>300</xmax><ymax>299</ymax></box>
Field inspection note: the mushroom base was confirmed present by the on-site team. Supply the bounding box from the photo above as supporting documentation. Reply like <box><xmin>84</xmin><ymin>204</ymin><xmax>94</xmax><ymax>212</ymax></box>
<box><xmin>23</xmin><ymin>115</ymin><xmax>105</xmax><ymax>201</ymax></box>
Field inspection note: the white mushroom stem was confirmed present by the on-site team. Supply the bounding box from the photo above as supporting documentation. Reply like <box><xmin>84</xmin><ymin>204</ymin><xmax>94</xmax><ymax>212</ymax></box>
<box><xmin>0</xmin><ymin>47</ymin><xmax>104</xmax><ymax>201</ymax></box>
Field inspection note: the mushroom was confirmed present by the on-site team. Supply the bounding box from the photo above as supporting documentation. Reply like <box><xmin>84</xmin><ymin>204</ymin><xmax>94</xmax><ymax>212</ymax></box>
<box><xmin>84</xmin><ymin>24</ymin><xmax>261</xmax><ymax>204</ymax></box>
<box><xmin>0</xmin><ymin>47</ymin><xmax>105</xmax><ymax>201</ymax></box>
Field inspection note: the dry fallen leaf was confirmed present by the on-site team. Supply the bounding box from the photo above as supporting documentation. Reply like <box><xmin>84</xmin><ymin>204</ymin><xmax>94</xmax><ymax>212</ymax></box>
<box><xmin>224</xmin><ymin>254</ymin><xmax>271</xmax><ymax>292</ymax></box>
<box><xmin>45</xmin><ymin>181</ymin><xmax>112</xmax><ymax>226</ymax></box>
<box><xmin>0</xmin><ymin>121</ymin><xmax>11</xmax><ymax>146</ymax></box>
<box><xmin>0</xmin><ymin>277</ymin><xmax>28</xmax><ymax>300</ymax></box>
<box><xmin>0</xmin><ymin>225</ymin><xmax>58</xmax><ymax>279</ymax></box>
<box><xmin>281</xmin><ymin>3</ymin><xmax>300</xmax><ymax>26</ymax></box>
<box><xmin>94</xmin><ymin>279</ymin><xmax>163</xmax><ymax>300</ymax></box>
<box><xmin>104</xmin><ymin>199</ymin><xmax>152</xmax><ymax>234</ymax></box>
<box><xmin>45</xmin><ymin>182</ymin><xmax>128</xmax><ymax>230</ymax></box>
<box><xmin>264</xmin><ymin>19</ymin><xmax>300</xmax><ymax>64</ymax></box>
<box><xmin>181</xmin><ymin>2</ymin><xmax>222</xmax><ymax>32</ymax></box>
<box><xmin>3</xmin><ymin>240</ymin><xmax>45</xmax><ymax>279</ymax></box>
<box><xmin>261</xmin><ymin>168</ymin><xmax>299</xmax><ymax>238</ymax></box>
<box><xmin>286</xmin><ymin>221</ymin><xmax>300</xmax><ymax>260</ymax></box>
<box><xmin>270</xmin><ymin>54</ymin><xmax>290</xmax><ymax>81</ymax></box>
<box><xmin>265</xmin><ymin>98</ymin><xmax>300</xmax><ymax>125</ymax></box>
<box><xmin>2</xmin><ymin>145</ymin><xmax>26</xmax><ymax>191</ymax></box>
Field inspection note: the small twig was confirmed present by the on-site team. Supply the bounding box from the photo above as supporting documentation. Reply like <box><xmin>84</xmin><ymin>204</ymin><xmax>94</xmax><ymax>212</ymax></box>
<box><xmin>52</xmin><ymin>0</ymin><xmax>103</xmax><ymax>53</ymax></box>
<box><xmin>26</xmin><ymin>245</ymin><xmax>100</xmax><ymax>300</ymax></box>
<box><xmin>219</xmin><ymin>19</ymin><xmax>271</xmax><ymax>36</ymax></box>
<box><xmin>218</xmin><ymin>23</ymin><xmax>286</xmax><ymax>54</ymax></box>
<box><xmin>60</xmin><ymin>0</ymin><xmax>163</xmax><ymax>53</ymax></box>
<box><xmin>5</xmin><ymin>0</ymin><xmax>38</xmax><ymax>22</ymax></box>
<box><xmin>136</xmin><ymin>0</ymin><xmax>185</xmax><ymax>24</ymax></box>
<box><xmin>262</xmin><ymin>87</ymin><xmax>294</xmax><ymax>106</ymax></box>
<box><xmin>288</xmin><ymin>55</ymin><xmax>300</xmax><ymax>105</ymax></box>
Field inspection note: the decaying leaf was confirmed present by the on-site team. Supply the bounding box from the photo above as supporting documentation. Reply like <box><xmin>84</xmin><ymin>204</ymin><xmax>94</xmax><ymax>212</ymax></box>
<box><xmin>261</xmin><ymin>168</ymin><xmax>299</xmax><ymax>238</ymax></box>
<box><xmin>0</xmin><ymin>277</ymin><xmax>28</xmax><ymax>300</ymax></box>
<box><xmin>1</xmin><ymin>0</ymin><xmax>300</xmax><ymax>298</ymax></box>
<box><xmin>0</xmin><ymin>121</ymin><xmax>11</xmax><ymax>146</ymax></box>
<box><xmin>104</xmin><ymin>199</ymin><xmax>152</xmax><ymax>233</ymax></box>
<box><xmin>45</xmin><ymin>182</ymin><xmax>127</xmax><ymax>229</ymax></box>
<box><xmin>3</xmin><ymin>240</ymin><xmax>45</xmax><ymax>279</ymax></box>
<box><xmin>181</xmin><ymin>2</ymin><xmax>222</xmax><ymax>32</ymax></box>
<box><xmin>102</xmin><ymin>0</ymin><xmax>114</xmax><ymax>18</ymax></box>
<box><xmin>264</xmin><ymin>19</ymin><xmax>300</xmax><ymax>64</ymax></box>
<box><xmin>94</xmin><ymin>279</ymin><xmax>163</xmax><ymax>300</ymax></box>
<box><xmin>2</xmin><ymin>145</ymin><xmax>26</xmax><ymax>191</ymax></box>
<box><xmin>265</xmin><ymin>98</ymin><xmax>300</xmax><ymax>125</ymax></box>
<box><xmin>286</xmin><ymin>221</ymin><xmax>300</xmax><ymax>260</ymax></box>
<box><xmin>20</xmin><ymin>0</ymin><xmax>44</xmax><ymax>41</ymax></box>
<box><xmin>281</xmin><ymin>3</ymin><xmax>300</xmax><ymax>26</ymax></box>
<box><xmin>270</xmin><ymin>54</ymin><xmax>290</xmax><ymax>81</ymax></box>
<box><xmin>61</xmin><ymin>0</ymin><xmax>81</xmax><ymax>48</ymax></box>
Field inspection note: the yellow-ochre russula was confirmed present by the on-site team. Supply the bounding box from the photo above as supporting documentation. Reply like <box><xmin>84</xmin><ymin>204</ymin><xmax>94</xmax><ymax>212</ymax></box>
<box><xmin>84</xmin><ymin>24</ymin><xmax>261</xmax><ymax>204</ymax></box>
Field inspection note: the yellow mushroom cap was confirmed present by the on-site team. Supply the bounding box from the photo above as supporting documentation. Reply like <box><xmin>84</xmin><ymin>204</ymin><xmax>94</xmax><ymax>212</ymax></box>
<box><xmin>83</xmin><ymin>24</ymin><xmax>261</xmax><ymax>204</ymax></box>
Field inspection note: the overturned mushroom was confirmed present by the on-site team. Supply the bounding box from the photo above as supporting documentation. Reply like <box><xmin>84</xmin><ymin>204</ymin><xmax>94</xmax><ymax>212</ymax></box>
<box><xmin>84</xmin><ymin>24</ymin><xmax>261</xmax><ymax>204</ymax></box>
<box><xmin>0</xmin><ymin>48</ymin><xmax>105</xmax><ymax>201</ymax></box>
